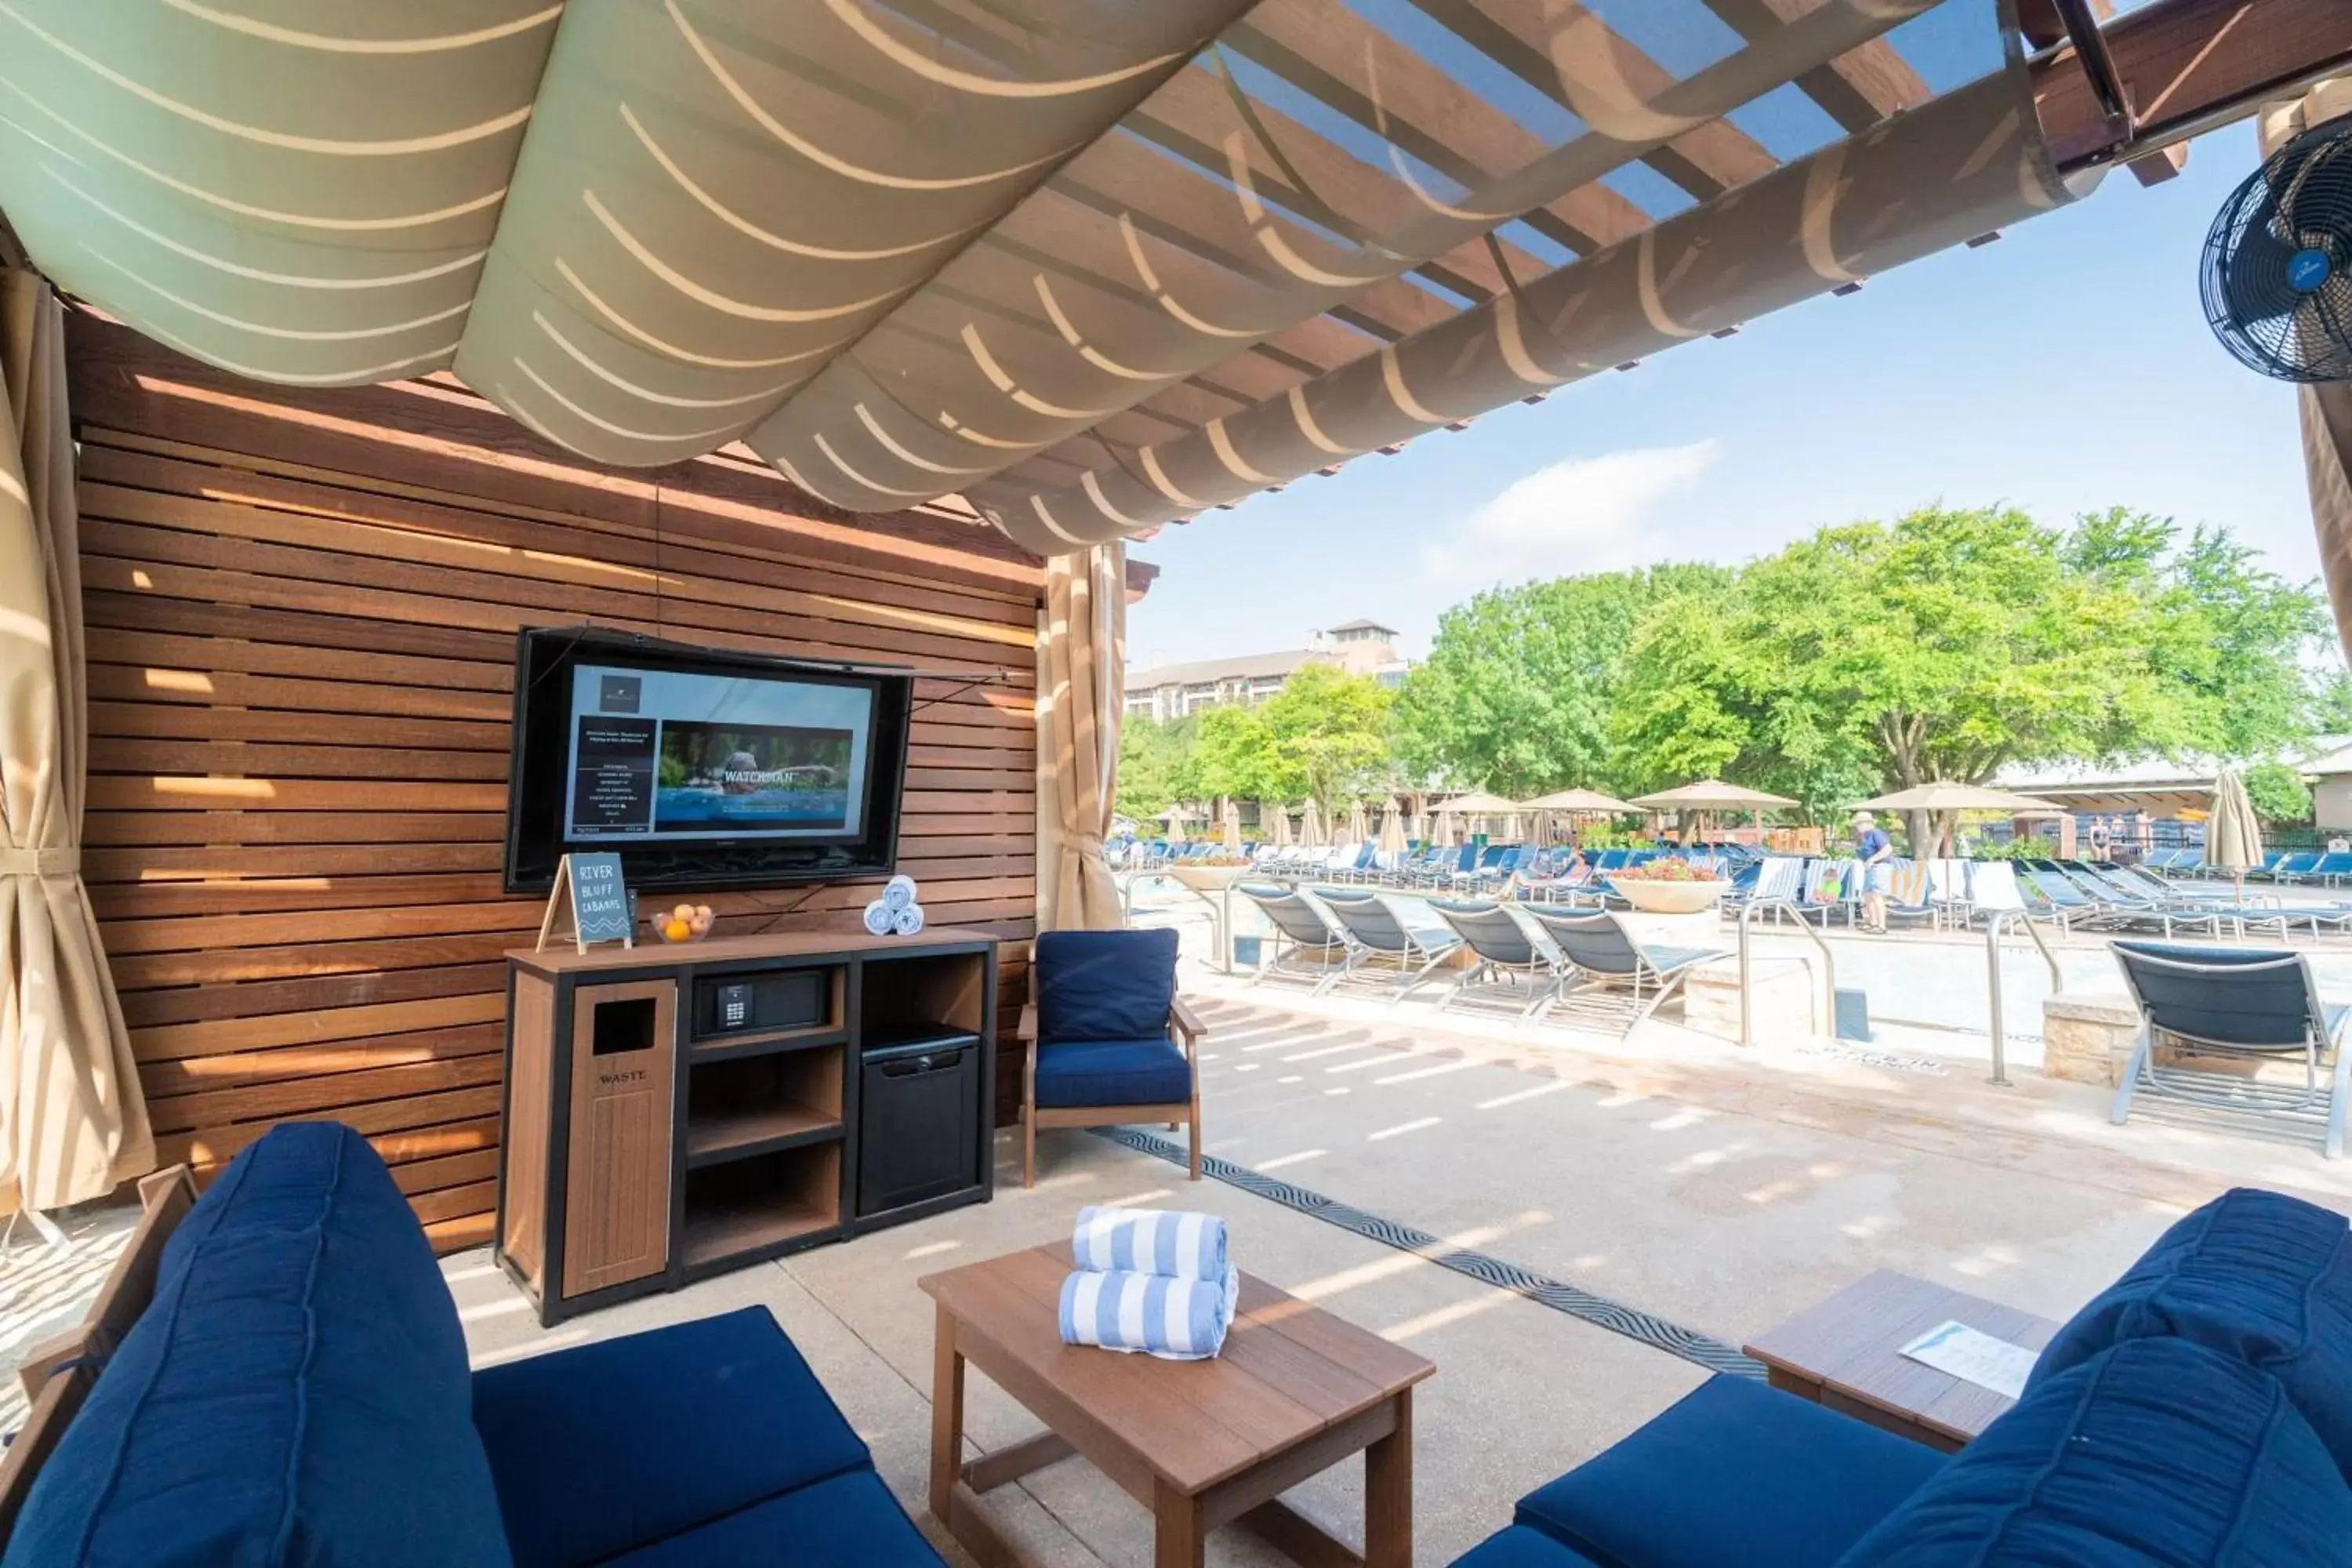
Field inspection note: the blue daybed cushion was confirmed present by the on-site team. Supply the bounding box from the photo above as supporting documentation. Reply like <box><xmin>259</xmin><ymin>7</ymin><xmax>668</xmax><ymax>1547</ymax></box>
<box><xmin>1</xmin><ymin>1121</ymin><xmax>512</xmax><ymax>1568</ymax></box>
<box><xmin>1035</xmin><ymin>927</ymin><xmax>1178</xmax><ymax>1042</ymax></box>
<box><xmin>1836</xmin><ymin>1337</ymin><xmax>2352</xmax><ymax>1566</ymax></box>
<box><xmin>1448</xmin><ymin>1525</ymin><xmax>1606</xmax><ymax>1567</ymax></box>
<box><xmin>1514</xmin><ymin>1373</ymin><xmax>1943</xmax><ymax>1568</ymax></box>
<box><xmin>470</xmin><ymin>1305</ymin><xmax>876</xmax><ymax>1568</ymax></box>
<box><xmin>2026</xmin><ymin>1186</ymin><xmax>2352</xmax><ymax>1479</ymax></box>
<box><xmin>1033</xmin><ymin>1036</ymin><xmax>1192</xmax><ymax>1109</ymax></box>
<box><xmin>604</xmin><ymin>1469</ymin><xmax>944</xmax><ymax>1566</ymax></box>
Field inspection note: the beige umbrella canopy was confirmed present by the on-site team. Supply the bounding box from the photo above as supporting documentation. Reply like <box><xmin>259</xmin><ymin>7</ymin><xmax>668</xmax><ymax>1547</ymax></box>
<box><xmin>1378</xmin><ymin>804</ymin><xmax>1408</xmax><ymax>855</ymax></box>
<box><xmin>1853</xmin><ymin>782</ymin><xmax>2063</xmax><ymax>813</ymax></box>
<box><xmin>2208</xmin><ymin>769</ymin><xmax>2264</xmax><ymax>882</ymax></box>
<box><xmin>1261</xmin><ymin>800</ymin><xmax>1292</xmax><ymax>848</ymax></box>
<box><xmin>1435</xmin><ymin>790</ymin><xmax>1523</xmax><ymax>815</ymax></box>
<box><xmin>1522</xmin><ymin>788</ymin><xmax>1639</xmax><ymax>814</ymax></box>
<box><xmin>1432</xmin><ymin>809</ymin><xmax>1458</xmax><ymax>849</ymax></box>
<box><xmin>1629</xmin><ymin>780</ymin><xmax>1798</xmax><ymax>810</ymax></box>
<box><xmin>1346</xmin><ymin>799</ymin><xmax>1370</xmax><ymax>844</ymax></box>
<box><xmin>1221</xmin><ymin>799</ymin><xmax>1243</xmax><ymax>852</ymax></box>
<box><xmin>1299</xmin><ymin>799</ymin><xmax>1328</xmax><ymax>849</ymax></box>
<box><xmin>1410</xmin><ymin>809</ymin><xmax>1431</xmax><ymax>845</ymax></box>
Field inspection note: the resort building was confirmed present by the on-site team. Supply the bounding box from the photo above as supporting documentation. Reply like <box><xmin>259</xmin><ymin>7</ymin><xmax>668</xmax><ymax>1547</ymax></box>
<box><xmin>1123</xmin><ymin>618</ymin><xmax>1411</xmax><ymax>721</ymax></box>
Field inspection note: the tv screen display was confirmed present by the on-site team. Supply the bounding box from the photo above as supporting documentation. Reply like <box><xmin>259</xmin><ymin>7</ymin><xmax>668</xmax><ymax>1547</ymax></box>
<box><xmin>505</xmin><ymin>629</ymin><xmax>912</xmax><ymax>894</ymax></box>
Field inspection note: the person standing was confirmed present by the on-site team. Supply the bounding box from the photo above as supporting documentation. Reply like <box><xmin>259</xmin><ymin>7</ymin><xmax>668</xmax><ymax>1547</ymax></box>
<box><xmin>2087</xmin><ymin>816</ymin><xmax>2112</xmax><ymax>862</ymax></box>
<box><xmin>1852</xmin><ymin>810</ymin><xmax>1894</xmax><ymax>934</ymax></box>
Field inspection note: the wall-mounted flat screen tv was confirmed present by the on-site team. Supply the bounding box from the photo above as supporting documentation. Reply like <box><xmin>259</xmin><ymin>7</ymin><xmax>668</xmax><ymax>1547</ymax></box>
<box><xmin>504</xmin><ymin>628</ymin><xmax>913</xmax><ymax>894</ymax></box>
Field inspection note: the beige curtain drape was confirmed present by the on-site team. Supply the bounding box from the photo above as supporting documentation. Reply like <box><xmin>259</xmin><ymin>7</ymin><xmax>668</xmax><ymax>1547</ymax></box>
<box><xmin>2270</xmin><ymin>85</ymin><xmax>2352</xmax><ymax>659</ymax></box>
<box><xmin>1036</xmin><ymin>544</ymin><xmax>1125</xmax><ymax>931</ymax></box>
<box><xmin>2</xmin><ymin>270</ymin><xmax>151</xmax><ymax>1215</ymax></box>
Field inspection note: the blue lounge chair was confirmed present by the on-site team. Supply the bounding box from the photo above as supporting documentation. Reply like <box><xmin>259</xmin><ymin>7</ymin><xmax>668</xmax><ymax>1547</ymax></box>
<box><xmin>1428</xmin><ymin>899</ymin><xmax>1567</xmax><ymax>1018</ymax></box>
<box><xmin>1316</xmin><ymin>890</ymin><xmax>1465</xmax><ymax>999</ymax></box>
<box><xmin>1239</xmin><ymin>883</ymin><xmax>1351</xmax><ymax>989</ymax></box>
<box><xmin>1523</xmin><ymin>908</ymin><xmax>1729</xmax><ymax>1036</ymax></box>
<box><xmin>2110</xmin><ymin>941</ymin><xmax>2351</xmax><ymax>1158</ymax></box>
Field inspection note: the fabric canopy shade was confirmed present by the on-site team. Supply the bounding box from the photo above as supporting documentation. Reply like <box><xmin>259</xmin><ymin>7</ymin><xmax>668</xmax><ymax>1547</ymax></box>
<box><xmin>0</xmin><ymin>1</ymin><xmax>2070</xmax><ymax>554</ymax></box>
<box><xmin>1521</xmin><ymin>787</ymin><xmax>1637</xmax><ymax>813</ymax></box>
<box><xmin>1852</xmin><ymin>782</ymin><xmax>2063</xmax><ymax>813</ymax></box>
<box><xmin>1221</xmin><ymin>798</ymin><xmax>1243</xmax><ymax>852</ymax></box>
<box><xmin>1</xmin><ymin>270</ymin><xmax>151</xmax><ymax>1216</ymax></box>
<box><xmin>1378</xmin><ymin>804</ymin><xmax>1407</xmax><ymax>855</ymax></box>
<box><xmin>1261</xmin><ymin>800</ymin><xmax>1291</xmax><ymax>848</ymax></box>
<box><xmin>2207</xmin><ymin>768</ymin><xmax>2265</xmax><ymax>877</ymax></box>
<box><xmin>1630</xmin><ymin>780</ymin><xmax>1797</xmax><ymax>810</ymax></box>
<box><xmin>1298</xmin><ymin>797</ymin><xmax>1327</xmax><ymax>848</ymax></box>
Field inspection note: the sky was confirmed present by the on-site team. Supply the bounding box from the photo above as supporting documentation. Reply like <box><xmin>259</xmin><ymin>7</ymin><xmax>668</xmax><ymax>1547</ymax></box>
<box><xmin>1125</xmin><ymin>115</ymin><xmax>2311</xmax><ymax>672</ymax></box>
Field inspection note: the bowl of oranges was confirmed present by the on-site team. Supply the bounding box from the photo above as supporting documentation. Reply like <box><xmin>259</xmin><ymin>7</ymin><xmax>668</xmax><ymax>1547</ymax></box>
<box><xmin>651</xmin><ymin>902</ymin><xmax>715</xmax><ymax>944</ymax></box>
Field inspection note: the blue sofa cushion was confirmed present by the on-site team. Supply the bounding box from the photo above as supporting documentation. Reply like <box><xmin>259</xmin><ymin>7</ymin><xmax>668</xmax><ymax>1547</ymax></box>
<box><xmin>1033</xmin><ymin>1036</ymin><xmax>1192</xmax><ymax>1109</ymax></box>
<box><xmin>471</xmin><ymin>1305</ymin><xmax>873</xmax><ymax>1568</ymax></box>
<box><xmin>2026</xmin><ymin>1186</ymin><xmax>2352</xmax><ymax>1480</ymax></box>
<box><xmin>1515</xmin><ymin>1374</ymin><xmax>1942</xmax><ymax>1568</ymax></box>
<box><xmin>1035</xmin><ymin>927</ymin><xmax>1178</xmax><ymax>1043</ymax></box>
<box><xmin>1</xmin><ymin>1122</ymin><xmax>511</xmax><ymax>1568</ymax></box>
<box><xmin>1450</xmin><ymin>1525</ymin><xmax>1606</xmax><ymax>1567</ymax></box>
<box><xmin>604</xmin><ymin>1469</ymin><xmax>944</xmax><ymax>1566</ymax></box>
<box><xmin>1836</xmin><ymin>1338</ymin><xmax>2352</xmax><ymax>1566</ymax></box>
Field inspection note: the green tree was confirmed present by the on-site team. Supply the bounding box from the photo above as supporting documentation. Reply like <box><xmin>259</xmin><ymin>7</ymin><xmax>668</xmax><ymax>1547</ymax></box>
<box><xmin>1114</xmin><ymin>714</ymin><xmax>1202</xmax><ymax>820</ymax></box>
<box><xmin>2243</xmin><ymin>761</ymin><xmax>2314</xmax><ymax>823</ymax></box>
<box><xmin>1258</xmin><ymin>664</ymin><xmax>1395</xmax><ymax>806</ymax></box>
<box><xmin>1394</xmin><ymin>564</ymin><xmax>1730</xmax><ymax>796</ymax></box>
<box><xmin>1614</xmin><ymin>506</ymin><xmax>2196</xmax><ymax>844</ymax></box>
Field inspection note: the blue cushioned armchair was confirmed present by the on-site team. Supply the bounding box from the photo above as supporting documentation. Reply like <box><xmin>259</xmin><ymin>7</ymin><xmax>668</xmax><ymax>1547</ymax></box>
<box><xmin>1019</xmin><ymin>927</ymin><xmax>1203</xmax><ymax>1188</ymax></box>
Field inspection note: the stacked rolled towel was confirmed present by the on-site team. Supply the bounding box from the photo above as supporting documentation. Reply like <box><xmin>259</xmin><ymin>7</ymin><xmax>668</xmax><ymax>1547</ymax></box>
<box><xmin>864</xmin><ymin>874</ymin><xmax>922</xmax><ymax>936</ymax></box>
<box><xmin>1057</xmin><ymin>1207</ymin><xmax>1239</xmax><ymax>1361</ymax></box>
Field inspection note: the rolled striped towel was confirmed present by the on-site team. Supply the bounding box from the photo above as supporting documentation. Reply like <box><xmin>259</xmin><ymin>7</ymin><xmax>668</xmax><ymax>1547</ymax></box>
<box><xmin>882</xmin><ymin>873</ymin><xmax>920</xmax><ymax>911</ymax></box>
<box><xmin>1058</xmin><ymin>1266</ymin><xmax>1239</xmax><ymax>1360</ymax></box>
<box><xmin>1073</xmin><ymin>1207</ymin><xmax>1227</xmax><ymax>1283</ymax></box>
<box><xmin>862</xmin><ymin>900</ymin><xmax>895</xmax><ymax>936</ymax></box>
<box><xmin>891</xmin><ymin>903</ymin><xmax>925</xmax><ymax>936</ymax></box>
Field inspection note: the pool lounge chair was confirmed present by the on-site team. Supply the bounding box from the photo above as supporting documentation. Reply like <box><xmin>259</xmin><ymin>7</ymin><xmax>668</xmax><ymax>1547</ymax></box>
<box><xmin>1523</xmin><ymin>907</ymin><xmax>1730</xmax><ymax>1036</ymax></box>
<box><xmin>1427</xmin><ymin>899</ymin><xmax>1567</xmax><ymax>1018</ymax></box>
<box><xmin>1316</xmin><ymin>890</ymin><xmax>1465</xmax><ymax>999</ymax></box>
<box><xmin>1238</xmin><ymin>883</ymin><xmax>1351</xmax><ymax>990</ymax></box>
<box><xmin>2109</xmin><ymin>941</ymin><xmax>2352</xmax><ymax>1158</ymax></box>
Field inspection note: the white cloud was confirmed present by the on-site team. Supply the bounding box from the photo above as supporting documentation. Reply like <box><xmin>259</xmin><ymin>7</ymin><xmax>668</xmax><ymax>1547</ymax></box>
<box><xmin>1420</xmin><ymin>438</ymin><xmax>1724</xmax><ymax>583</ymax></box>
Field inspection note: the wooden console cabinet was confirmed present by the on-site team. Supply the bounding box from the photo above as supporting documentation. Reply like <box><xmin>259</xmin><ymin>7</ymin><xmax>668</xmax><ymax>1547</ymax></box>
<box><xmin>496</xmin><ymin>927</ymin><xmax>997</xmax><ymax>1324</ymax></box>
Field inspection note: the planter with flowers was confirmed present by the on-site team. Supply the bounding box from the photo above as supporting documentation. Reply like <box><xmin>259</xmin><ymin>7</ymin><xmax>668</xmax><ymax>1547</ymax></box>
<box><xmin>1606</xmin><ymin>858</ymin><xmax>1733</xmax><ymax>914</ymax></box>
<box><xmin>1167</xmin><ymin>854</ymin><xmax>1256</xmax><ymax>892</ymax></box>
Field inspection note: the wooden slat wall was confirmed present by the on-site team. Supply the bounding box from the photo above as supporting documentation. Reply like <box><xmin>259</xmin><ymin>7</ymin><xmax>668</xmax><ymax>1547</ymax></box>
<box><xmin>67</xmin><ymin>317</ymin><xmax>1043</xmax><ymax>1253</ymax></box>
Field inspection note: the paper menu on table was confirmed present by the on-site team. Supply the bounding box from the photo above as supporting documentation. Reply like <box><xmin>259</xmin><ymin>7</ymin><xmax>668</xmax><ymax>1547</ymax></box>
<box><xmin>1899</xmin><ymin>1320</ymin><xmax>2038</xmax><ymax>1400</ymax></box>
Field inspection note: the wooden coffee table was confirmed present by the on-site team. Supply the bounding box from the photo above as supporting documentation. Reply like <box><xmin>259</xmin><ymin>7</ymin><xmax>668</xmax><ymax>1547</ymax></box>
<box><xmin>1743</xmin><ymin>1270</ymin><xmax>2062</xmax><ymax>1452</ymax></box>
<box><xmin>920</xmin><ymin>1244</ymin><xmax>1435</xmax><ymax>1568</ymax></box>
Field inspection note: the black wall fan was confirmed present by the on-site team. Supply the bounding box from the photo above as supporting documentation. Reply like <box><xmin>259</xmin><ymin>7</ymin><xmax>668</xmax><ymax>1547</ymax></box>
<box><xmin>2201</xmin><ymin>118</ymin><xmax>2352</xmax><ymax>383</ymax></box>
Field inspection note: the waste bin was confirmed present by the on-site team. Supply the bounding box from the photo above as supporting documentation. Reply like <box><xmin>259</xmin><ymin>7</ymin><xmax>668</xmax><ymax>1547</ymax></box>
<box><xmin>855</xmin><ymin>1022</ymin><xmax>981</xmax><ymax>1219</ymax></box>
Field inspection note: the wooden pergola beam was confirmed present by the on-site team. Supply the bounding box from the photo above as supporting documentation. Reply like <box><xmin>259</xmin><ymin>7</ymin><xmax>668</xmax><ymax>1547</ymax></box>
<box><xmin>2034</xmin><ymin>0</ymin><xmax>2352</xmax><ymax>172</ymax></box>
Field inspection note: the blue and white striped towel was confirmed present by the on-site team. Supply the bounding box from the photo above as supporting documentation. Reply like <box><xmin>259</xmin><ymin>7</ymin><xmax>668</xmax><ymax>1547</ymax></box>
<box><xmin>1073</xmin><ymin>1206</ymin><xmax>1228</xmax><ymax>1282</ymax></box>
<box><xmin>1058</xmin><ymin>1265</ymin><xmax>1240</xmax><ymax>1360</ymax></box>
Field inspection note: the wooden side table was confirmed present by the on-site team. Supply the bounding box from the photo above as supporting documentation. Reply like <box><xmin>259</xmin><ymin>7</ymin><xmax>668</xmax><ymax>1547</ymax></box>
<box><xmin>1743</xmin><ymin>1269</ymin><xmax>2062</xmax><ymax>1451</ymax></box>
<box><xmin>920</xmin><ymin>1244</ymin><xmax>1435</xmax><ymax>1568</ymax></box>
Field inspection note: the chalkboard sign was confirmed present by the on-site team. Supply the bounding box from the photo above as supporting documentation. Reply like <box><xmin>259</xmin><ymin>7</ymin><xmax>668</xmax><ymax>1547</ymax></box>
<box><xmin>536</xmin><ymin>852</ymin><xmax>636</xmax><ymax>954</ymax></box>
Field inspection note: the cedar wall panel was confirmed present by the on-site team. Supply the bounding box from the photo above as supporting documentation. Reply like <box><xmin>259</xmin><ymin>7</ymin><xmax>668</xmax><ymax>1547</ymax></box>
<box><xmin>68</xmin><ymin>317</ymin><xmax>1043</xmax><ymax>1254</ymax></box>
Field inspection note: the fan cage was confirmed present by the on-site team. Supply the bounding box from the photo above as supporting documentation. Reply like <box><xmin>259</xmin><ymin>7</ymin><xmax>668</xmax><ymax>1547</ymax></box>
<box><xmin>2201</xmin><ymin>121</ymin><xmax>2352</xmax><ymax>385</ymax></box>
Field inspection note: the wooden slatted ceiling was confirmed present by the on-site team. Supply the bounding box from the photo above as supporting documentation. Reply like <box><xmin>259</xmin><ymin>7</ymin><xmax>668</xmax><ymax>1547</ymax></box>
<box><xmin>68</xmin><ymin>318</ymin><xmax>1044</xmax><ymax>1253</ymax></box>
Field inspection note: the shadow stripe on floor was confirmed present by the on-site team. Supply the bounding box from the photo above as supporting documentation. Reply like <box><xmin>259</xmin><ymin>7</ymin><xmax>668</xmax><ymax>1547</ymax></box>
<box><xmin>1094</xmin><ymin>1127</ymin><xmax>1765</xmax><ymax>1380</ymax></box>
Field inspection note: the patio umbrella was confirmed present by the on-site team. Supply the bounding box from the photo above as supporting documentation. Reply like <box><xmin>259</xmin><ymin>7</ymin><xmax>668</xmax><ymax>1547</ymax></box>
<box><xmin>1853</xmin><ymin>781</ymin><xmax>2065</xmax><ymax>858</ymax></box>
<box><xmin>1299</xmin><ymin>798</ymin><xmax>1327</xmax><ymax>848</ymax></box>
<box><xmin>1521</xmin><ymin>787</ymin><xmax>1639</xmax><ymax>814</ymax></box>
<box><xmin>1347</xmin><ymin>799</ymin><xmax>1370</xmax><ymax>844</ymax></box>
<box><xmin>1221</xmin><ymin>799</ymin><xmax>1242</xmax><ymax>853</ymax></box>
<box><xmin>2209</xmin><ymin>768</ymin><xmax>2264</xmax><ymax>895</ymax></box>
<box><xmin>1261</xmin><ymin>800</ymin><xmax>1292</xmax><ymax>848</ymax></box>
<box><xmin>1432</xmin><ymin>809</ymin><xmax>1457</xmax><ymax>849</ymax></box>
<box><xmin>1628</xmin><ymin>780</ymin><xmax>1798</xmax><ymax>811</ymax></box>
<box><xmin>1410</xmin><ymin>809</ymin><xmax>1430</xmax><ymax>845</ymax></box>
<box><xmin>1378</xmin><ymin>804</ymin><xmax>1408</xmax><ymax>855</ymax></box>
<box><xmin>1435</xmin><ymin>790</ymin><xmax>1523</xmax><ymax>815</ymax></box>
